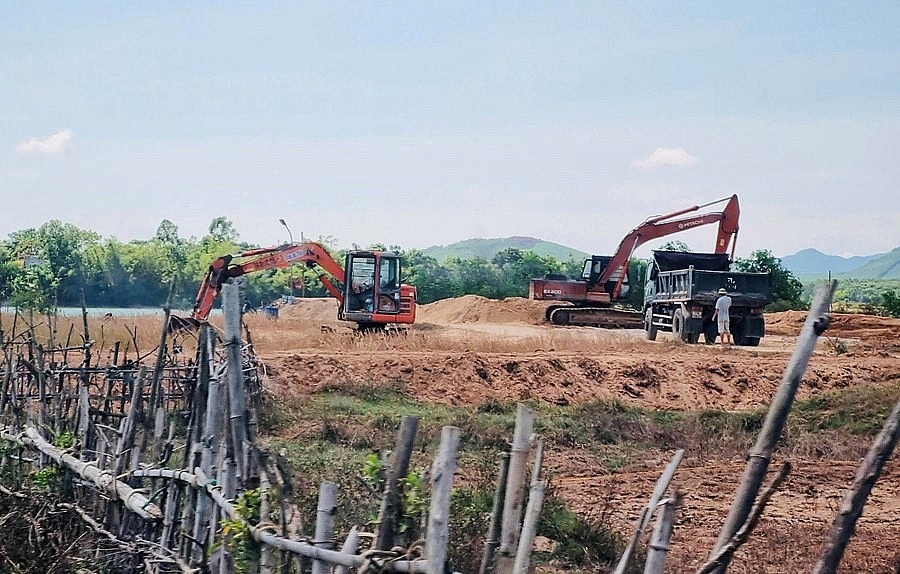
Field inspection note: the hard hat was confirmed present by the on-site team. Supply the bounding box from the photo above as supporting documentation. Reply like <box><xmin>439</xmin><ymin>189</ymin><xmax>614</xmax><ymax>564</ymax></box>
<box><xmin>718</xmin><ymin>288</ymin><xmax>727</xmax><ymax>294</ymax></box>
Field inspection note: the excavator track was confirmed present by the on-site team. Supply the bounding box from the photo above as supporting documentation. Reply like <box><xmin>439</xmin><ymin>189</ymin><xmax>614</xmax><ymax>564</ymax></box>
<box><xmin>547</xmin><ymin>305</ymin><xmax>644</xmax><ymax>329</ymax></box>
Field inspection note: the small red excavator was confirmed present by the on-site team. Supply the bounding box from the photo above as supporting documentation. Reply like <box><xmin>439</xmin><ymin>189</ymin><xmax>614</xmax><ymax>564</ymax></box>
<box><xmin>175</xmin><ymin>242</ymin><xmax>417</xmax><ymax>330</ymax></box>
<box><xmin>529</xmin><ymin>194</ymin><xmax>741</xmax><ymax>327</ymax></box>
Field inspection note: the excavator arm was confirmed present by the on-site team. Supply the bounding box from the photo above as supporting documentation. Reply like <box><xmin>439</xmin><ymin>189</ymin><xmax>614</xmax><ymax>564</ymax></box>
<box><xmin>594</xmin><ymin>194</ymin><xmax>740</xmax><ymax>299</ymax></box>
<box><xmin>191</xmin><ymin>241</ymin><xmax>346</xmax><ymax>322</ymax></box>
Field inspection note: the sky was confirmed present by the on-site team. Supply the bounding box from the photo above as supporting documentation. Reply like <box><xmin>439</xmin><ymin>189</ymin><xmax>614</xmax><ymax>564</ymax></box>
<box><xmin>2</xmin><ymin>2</ymin><xmax>898</xmax><ymax>259</ymax></box>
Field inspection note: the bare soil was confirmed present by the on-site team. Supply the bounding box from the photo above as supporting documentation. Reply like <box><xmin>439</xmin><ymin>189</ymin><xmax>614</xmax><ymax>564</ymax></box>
<box><xmin>259</xmin><ymin>296</ymin><xmax>900</xmax><ymax>573</ymax></box>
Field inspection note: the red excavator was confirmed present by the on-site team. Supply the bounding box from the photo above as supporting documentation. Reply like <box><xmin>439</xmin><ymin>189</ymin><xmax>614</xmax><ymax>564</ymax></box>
<box><xmin>529</xmin><ymin>195</ymin><xmax>740</xmax><ymax>327</ymax></box>
<box><xmin>177</xmin><ymin>241</ymin><xmax>417</xmax><ymax>330</ymax></box>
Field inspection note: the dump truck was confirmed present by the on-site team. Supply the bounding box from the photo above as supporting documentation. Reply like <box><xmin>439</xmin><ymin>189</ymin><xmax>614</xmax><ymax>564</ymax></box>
<box><xmin>530</xmin><ymin>195</ymin><xmax>740</xmax><ymax>328</ymax></box>
<box><xmin>643</xmin><ymin>250</ymin><xmax>772</xmax><ymax>345</ymax></box>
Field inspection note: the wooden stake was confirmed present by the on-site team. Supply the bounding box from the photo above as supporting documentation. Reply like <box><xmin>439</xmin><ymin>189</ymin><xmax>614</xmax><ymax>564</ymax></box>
<box><xmin>499</xmin><ymin>404</ymin><xmax>534</xmax><ymax>556</ymax></box>
<box><xmin>479</xmin><ymin>452</ymin><xmax>510</xmax><ymax>574</ymax></box>
<box><xmin>375</xmin><ymin>415</ymin><xmax>419</xmax><ymax>550</ymax></box>
<box><xmin>311</xmin><ymin>481</ymin><xmax>338</xmax><ymax>574</ymax></box>
<box><xmin>643</xmin><ymin>494</ymin><xmax>682</xmax><ymax>574</ymax></box>
<box><xmin>613</xmin><ymin>449</ymin><xmax>684</xmax><ymax>574</ymax></box>
<box><xmin>425</xmin><ymin>426</ymin><xmax>460</xmax><ymax>574</ymax></box>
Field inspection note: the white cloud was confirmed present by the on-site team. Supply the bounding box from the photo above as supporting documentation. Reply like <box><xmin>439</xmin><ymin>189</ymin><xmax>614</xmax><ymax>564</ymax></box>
<box><xmin>632</xmin><ymin>147</ymin><xmax>699</xmax><ymax>170</ymax></box>
<box><xmin>15</xmin><ymin>129</ymin><xmax>73</xmax><ymax>155</ymax></box>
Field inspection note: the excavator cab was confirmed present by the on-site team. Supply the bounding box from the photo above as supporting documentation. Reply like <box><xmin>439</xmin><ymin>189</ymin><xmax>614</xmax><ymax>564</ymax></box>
<box><xmin>581</xmin><ymin>256</ymin><xmax>630</xmax><ymax>299</ymax></box>
<box><xmin>342</xmin><ymin>251</ymin><xmax>408</xmax><ymax>327</ymax></box>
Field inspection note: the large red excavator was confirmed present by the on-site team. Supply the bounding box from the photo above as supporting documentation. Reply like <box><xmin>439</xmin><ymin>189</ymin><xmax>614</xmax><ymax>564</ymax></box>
<box><xmin>180</xmin><ymin>241</ymin><xmax>416</xmax><ymax>330</ymax></box>
<box><xmin>530</xmin><ymin>195</ymin><xmax>740</xmax><ymax>327</ymax></box>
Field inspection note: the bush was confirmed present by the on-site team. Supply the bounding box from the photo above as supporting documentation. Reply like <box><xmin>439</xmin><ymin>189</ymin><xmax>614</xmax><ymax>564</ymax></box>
<box><xmin>882</xmin><ymin>290</ymin><xmax>900</xmax><ymax>318</ymax></box>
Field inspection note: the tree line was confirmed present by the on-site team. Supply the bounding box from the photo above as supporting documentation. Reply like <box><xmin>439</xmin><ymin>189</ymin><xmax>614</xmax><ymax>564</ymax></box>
<box><xmin>0</xmin><ymin>218</ymin><xmax>809</xmax><ymax>313</ymax></box>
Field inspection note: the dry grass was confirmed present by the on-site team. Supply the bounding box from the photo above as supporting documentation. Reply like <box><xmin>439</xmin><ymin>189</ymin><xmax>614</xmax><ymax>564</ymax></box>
<box><xmin>240</xmin><ymin>313</ymin><xmax>672</xmax><ymax>355</ymax></box>
<box><xmin>0</xmin><ymin>311</ymin><xmax>194</xmax><ymax>365</ymax></box>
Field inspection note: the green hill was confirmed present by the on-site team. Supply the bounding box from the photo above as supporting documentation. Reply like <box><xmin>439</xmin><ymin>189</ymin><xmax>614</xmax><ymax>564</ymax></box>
<box><xmin>840</xmin><ymin>247</ymin><xmax>900</xmax><ymax>279</ymax></box>
<box><xmin>422</xmin><ymin>236</ymin><xmax>589</xmax><ymax>263</ymax></box>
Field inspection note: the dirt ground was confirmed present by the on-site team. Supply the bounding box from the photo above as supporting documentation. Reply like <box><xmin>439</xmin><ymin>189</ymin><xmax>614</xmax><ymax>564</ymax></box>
<box><xmin>261</xmin><ymin>296</ymin><xmax>900</xmax><ymax>573</ymax></box>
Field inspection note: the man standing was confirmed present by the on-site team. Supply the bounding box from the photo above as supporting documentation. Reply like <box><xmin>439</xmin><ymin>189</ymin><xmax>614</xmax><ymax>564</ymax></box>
<box><xmin>713</xmin><ymin>287</ymin><xmax>733</xmax><ymax>345</ymax></box>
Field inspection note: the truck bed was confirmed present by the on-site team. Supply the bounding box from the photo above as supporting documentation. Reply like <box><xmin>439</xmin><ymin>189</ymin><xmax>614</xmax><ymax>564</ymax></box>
<box><xmin>651</xmin><ymin>266</ymin><xmax>772</xmax><ymax>307</ymax></box>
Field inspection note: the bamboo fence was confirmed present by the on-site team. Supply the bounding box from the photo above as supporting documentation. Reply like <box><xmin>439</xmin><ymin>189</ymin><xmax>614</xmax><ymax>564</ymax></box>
<box><xmin>0</xmin><ymin>285</ymin><xmax>547</xmax><ymax>573</ymax></box>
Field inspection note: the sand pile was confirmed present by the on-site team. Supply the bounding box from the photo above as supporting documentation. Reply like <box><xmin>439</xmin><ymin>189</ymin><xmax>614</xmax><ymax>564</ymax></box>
<box><xmin>275</xmin><ymin>298</ymin><xmax>341</xmax><ymax>323</ymax></box>
<box><xmin>418</xmin><ymin>295</ymin><xmax>550</xmax><ymax>325</ymax></box>
<box><xmin>766</xmin><ymin>310</ymin><xmax>900</xmax><ymax>339</ymax></box>
<box><xmin>764</xmin><ymin>310</ymin><xmax>808</xmax><ymax>336</ymax></box>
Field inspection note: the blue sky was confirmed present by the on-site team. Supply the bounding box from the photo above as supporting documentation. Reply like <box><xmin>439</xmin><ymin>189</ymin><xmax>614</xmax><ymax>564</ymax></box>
<box><xmin>3</xmin><ymin>2</ymin><xmax>898</xmax><ymax>258</ymax></box>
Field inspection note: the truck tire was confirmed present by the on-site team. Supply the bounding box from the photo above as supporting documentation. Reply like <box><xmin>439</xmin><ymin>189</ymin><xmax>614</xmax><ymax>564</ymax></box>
<box><xmin>672</xmin><ymin>309</ymin><xmax>699</xmax><ymax>344</ymax></box>
<box><xmin>704</xmin><ymin>322</ymin><xmax>719</xmax><ymax>345</ymax></box>
<box><xmin>732</xmin><ymin>319</ymin><xmax>761</xmax><ymax>346</ymax></box>
<box><xmin>645</xmin><ymin>307</ymin><xmax>658</xmax><ymax>341</ymax></box>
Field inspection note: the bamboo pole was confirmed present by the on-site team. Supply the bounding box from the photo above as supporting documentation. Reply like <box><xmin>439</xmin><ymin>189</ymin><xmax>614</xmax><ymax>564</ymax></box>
<box><xmin>375</xmin><ymin>415</ymin><xmax>419</xmax><ymax>550</ymax></box>
<box><xmin>334</xmin><ymin>526</ymin><xmax>360</xmax><ymax>574</ymax></box>
<box><xmin>512</xmin><ymin>480</ymin><xmax>545</xmax><ymax>574</ymax></box>
<box><xmin>191</xmin><ymin>341</ymin><xmax>226</xmax><ymax>564</ymax></box>
<box><xmin>312</xmin><ymin>481</ymin><xmax>338</xmax><ymax>574</ymax></box>
<box><xmin>479</xmin><ymin>452</ymin><xmax>510</xmax><ymax>574</ymax></box>
<box><xmin>643</xmin><ymin>494</ymin><xmax>682</xmax><ymax>574</ymax></box>
<box><xmin>708</xmin><ymin>281</ymin><xmax>836</xmax><ymax>573</ymax></box>
<box><xmin>135</xmin><ymin>467</ymin><xmax>434</xmax><ymax>571</ymax></box>
<box><xmin>613</xmin><ymin>449</ymin><xmax>684</xmax><ymax>574</ymax></box>
<box><xmin>146</xmin><ymin>276</ymin><xmax>177</xmax><ymax>462</ymax></box>
<box><xmin>0</xmin><ymin>425</ymin><xmax>162</xmax><ymax>520</ymax></box>
<box><xmin>813</xmin><ymin>397</ymin><xmax>900</xmax><ymax>574</ymax></box>
<box><xmin>259</xmin><ymin>467</ymin><xmax>274</xmax><ymax>574</ymax></box>
<box><xmin>498</xmin><ymin>404</ymin><xmax>534</xmax><ymax>556</ymax></box>
<box><xmin>222</xmin><ymin>284</ymin><xmax>250</xmax><ymax>482</ymax></box>
<box><xmin>425</xmin><ymin>425</ymin><xmax>460</xmax><ymax>574</ymax></box>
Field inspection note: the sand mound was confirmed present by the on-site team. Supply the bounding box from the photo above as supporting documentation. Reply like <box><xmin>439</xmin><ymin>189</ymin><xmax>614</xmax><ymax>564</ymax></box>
<box><xmin>764</xmin><ymin>310</ymin><xmax>808</xmax><ymax>336</ymax></box>
<box><xmin>275</xmin><ymin>298</ymin><xmax>341</xmax><ymax>323</ymax></box>
<box><xmin>766</xmin><ymin>310</ymin><xmax>900</xmax><ymax>339</ymax></box>
<box><xmin>418</xmin><ymin>295</ymin><xmax>550</xmax><ymax>325</ymax></box>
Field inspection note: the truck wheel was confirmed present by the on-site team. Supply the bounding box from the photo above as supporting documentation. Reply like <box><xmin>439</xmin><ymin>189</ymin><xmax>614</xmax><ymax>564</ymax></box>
<box><xmin>704</xmin><ymin>323</ymin><xmax>719</xmax><ymax>345</ymax></box>
<box><xmin>672</xmin><ymin>309</ymin><xmax>688</xmax><ymax>343</ymax></box>
<box><xmin>645</xmin><ymin>307</ymin><xmax>658</xmax><ymax>341</ymax></box>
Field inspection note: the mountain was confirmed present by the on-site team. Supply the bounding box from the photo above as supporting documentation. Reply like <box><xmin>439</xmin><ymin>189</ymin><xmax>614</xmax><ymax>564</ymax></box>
<box><xmin>421</xmin><ymin>236</ymin><xmax>589</xmax><ymax>263</ymax></box>
<box><xmin>839</xmin><ymin>247</ymin><xmax>900</xmax><ymax>279</ymax></box>
<box><xmin>781</xmin><ymin>248</ymin><xmax>885</xmax><ymax>279</ymax></box>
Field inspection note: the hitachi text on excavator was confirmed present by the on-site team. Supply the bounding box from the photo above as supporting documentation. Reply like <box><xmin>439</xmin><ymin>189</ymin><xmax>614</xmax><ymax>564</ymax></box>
<box><xmin>173</xmin><ymin>242</ymin><xmax>417</xmax><ymax>331</ymax></box>
<box><xmin>529</xmin><ymin>195</ymin><xmax>741</xmax><ymax>328</ymax></box>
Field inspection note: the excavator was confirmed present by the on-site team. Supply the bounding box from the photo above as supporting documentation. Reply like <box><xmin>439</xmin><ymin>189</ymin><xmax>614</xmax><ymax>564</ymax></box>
<box><xmin>173</xmin><ymin>241</ymin><xmax>417</xmax><ymax>331</ymax></box>
<box><xmin>529</xmin><ymin>194</ymin><xmax>740</xmax><ymax>327</ymax></box>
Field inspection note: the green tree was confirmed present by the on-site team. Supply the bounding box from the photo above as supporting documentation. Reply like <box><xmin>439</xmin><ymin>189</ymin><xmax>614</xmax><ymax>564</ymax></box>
<box><xmin>0</xmin><ymin>245</ymin><xmax>20</xmax><ymax>301</ymax></box>
<box><xmin>401</xmin><ymin>250</ymin><xmax>453</xmax><ymax>304</ymax></box>
<box><xmin>447</xmin><ymin>257</ymin><xmax>502</xmax><ymax>299</ymax></box>
<box><xmin>657</xmin><ymin>240</ymin><xmax>691</xmax><ymax>252</ymax></box>
<box><xmin>10</xmin><ymin>264</ymin><xmax>59</xmax><ymax>313</ymax></box>
<box><xmin>208</xmin><ymin>216</ymin><xmax>239</xmax><ymax>243</ymax></box>
<box><xmin>492</xmin><ymin>248</ymin><xmax>561</xmax><ymax>298</ymax></box>
<box><xmin>733</xmin><ymin>249</ymin><xmax>804</xmax><ymax>310</ymax></box>
<box><xmin>882</xmin><ymin>290</ymin><xmax>900</xmax><ymax>318</ymax></box>
<box><xmin>7</xmin><ymin>221</ymin><xmax>101</xmax><ymax>306</ymax></box>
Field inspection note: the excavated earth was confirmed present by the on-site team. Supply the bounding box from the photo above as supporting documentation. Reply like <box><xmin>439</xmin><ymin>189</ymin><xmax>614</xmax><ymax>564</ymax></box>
<box><xmin>259</xmin><ymin>296</ymin><xmax>900</xmax><ymax>573</ymax></box>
